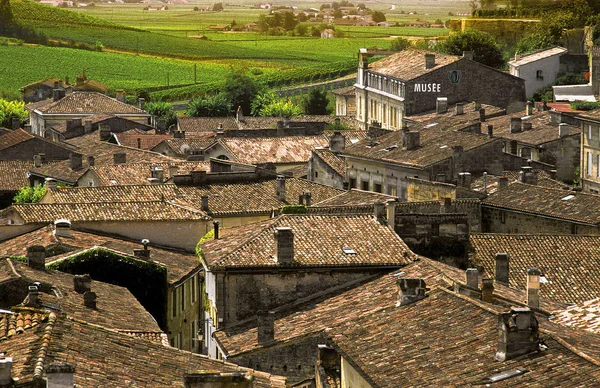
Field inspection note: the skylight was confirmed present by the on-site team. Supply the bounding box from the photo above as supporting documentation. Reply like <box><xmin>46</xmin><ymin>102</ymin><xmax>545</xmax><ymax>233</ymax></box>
<box><xmin>440</xmin><ymin>145</ymin><xmax>448</xmax><ymax>149</ymax></box>
<box><xmin>488</xmin><ymin>368</ymin><xmax>527</xmax><ymax>383</ymax></box>
<box><xmin>342</xmin><ymin>247</ymin><xmax>357</xmax><ymax>255</ymax></box>
<box><xmin>424</xmin><ymin>123</ymin><xmax>438</xmax><ymax>128</ymax></box>
<box><xmin>350</xmin><ymin>138</ymin><xmax>359</xmax><ymax>144</ymax></box>
<box><xmin>540</xmin><ymin>275</ymin><xmax>549</xmax><ymax>284</ymax></box>
<box><xmin>561</xmin><ymin>195</ymin><xmax>575</xmax><ymax>201</ymax></box>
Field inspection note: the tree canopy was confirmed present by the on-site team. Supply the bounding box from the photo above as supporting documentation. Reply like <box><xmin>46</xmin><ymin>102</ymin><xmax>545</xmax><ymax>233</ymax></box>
<box><xmin>302</xmin><ymin>88</ymin><xmax>331</xmax><ymax>115</ymax></box>
<box><xmin>371</xmin><ymin>10</ymin><xmax>386</xmax><ymax>23</ymax></box>
<box><xmin>439</xmin><ymin>30</ymin><xmax>504</xmax><ymax>68</ymax></box>
<box><xmin>222</xmin><ymin>70</ymin><xmax>265</xmax><ymax>115</ymax></box>
<box><xmin>0</xmin><ymin>99</ymin><xmax>28</xmax><ymax>129</ymax></box>
<box><xmin>186</xmin><ymin>92</ymin><xmax>232</xmax><ymax>117</ymax></box>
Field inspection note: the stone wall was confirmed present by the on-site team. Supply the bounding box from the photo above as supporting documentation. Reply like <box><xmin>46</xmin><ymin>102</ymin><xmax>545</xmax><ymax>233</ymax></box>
<box><xmin>459</xmin><ymin>18</ymin><xmax>539</xmax><ymax>48</ymax></box>
<box><xmin>0</xmin><ymin>138</ymin><xmax>73</xmax><ymax>161</ymax></box>
<box><xmin>482</xmin><ymin>207</ymin><xmax>598</xmax><ymax>235</ymax></box>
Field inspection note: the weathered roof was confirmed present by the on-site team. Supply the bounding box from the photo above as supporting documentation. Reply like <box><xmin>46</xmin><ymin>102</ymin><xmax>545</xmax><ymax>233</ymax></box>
<box><xmin>311</xmin><ymin>189</ymin><xmax>396</xmax><ymax>207</ymax></box>
<box><xmin>470</xmin><ymin>233</ymin><xmax>600</xmax><ymax>305</ymax></box>
<box><xmin>0</xmin><ymin>161</ymin><xmax>38</xmax><ymax>192</ymax></box>
<box><xmin>0</xmin><ymin>129</ymin><xmax>34</xmax><ymax>151</ymax></box>
<box><xmin>470</xmin><ymin>170</ymin><xmax>564</xmax><ymax>195</ymax></box>
<box><xmin>508</xmin><ymin>47</ymin><xmax>567</xmax><ymax>67</ymax></box>
<box><xmin>200</xmin><ymin>214</ymin><xmax>416</xmax><ymax>270</ymax></box>
<box><xmin>343</xmin><ymin>126</ymin><xmax>496</xmax><ymax>168</ymax></box>
<box><xmin>161</xmin><ymin>137</ymin><xmax>217</xmax><ymax>154</ymax></box>
<box><xmin>178</xmin><ymin>117</ymin><xmax>239</xmax><ymax>132</ymax></box>
<box><xmin>0</xmin><ymin>259</ymin><xmax>161</xmax><ymax>332</ymax></box>
<box><xmin>331</xmin><ymin>86</ymin><xmax>355</xmax><ymax>96</ymax></box>
<box><xmin>3</xmin><ymin>201</ymin><xmax>210</xmax><ymax>224</ymax></box>
<box><xmin>0</xmin><ymin>312</ymin><xmax>286</xmax><ymax>388</ymax></box>
<box><xmin>368</xmin><ymin>49</ymin><xmax>460</xmax><ymax>81</ymax></box>
<box><xmin>33</xmin><ymin>92</ymin><xmax>148</xmax><ymax>115</ymax></box>
<box><xmin>312</xmin><ymin>148</ymin><xmax>345</xmax><ymax>176</ymax></box>
<box><xmin>482</xmin><ymin>182</ymin><xmax>600</xmax><ymax>225</ymax></box>
<box><xmin>576</xmin><ymin>108</ymin><xmax>600</xmax><ymax>123</ymax></box>
<box><xmin>85</xmin><ymin>161</ymin><xmax>210</xmax><ymax>186</ymax></box>
<box><xmin>220</xmin><ymin>136</ymin><xmax>329</xmax><ymax>165</ymax></box>
<box><xmin>554</xmin><ymin>298</ymin><xmax>600</xmax><ymax>334</ymax></box>
<box><xmin>406</xmin><ymin>101</ymin><xmax>505</xmax><ymax>125</ymax></box>
<box><xmin>112</xmin><ymin>132</ymin><xmax>171</xmax><ymax>150</ymax></box>
<box><xmin>484</xmin><ymin>110</ymin><xmax>580</xmax><ymax>146</ymax></box>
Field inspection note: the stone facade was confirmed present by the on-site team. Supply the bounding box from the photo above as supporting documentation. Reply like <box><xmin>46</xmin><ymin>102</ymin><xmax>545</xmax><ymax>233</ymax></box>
<box><xmin>482</xmin><ymin>207</ymin><xmax>598</xmax><ymax>235</ymax></box>
<box><xmin>167</xmin><ymin>272</ymin><xmax>203</xmax><ymax>353</ymax></box>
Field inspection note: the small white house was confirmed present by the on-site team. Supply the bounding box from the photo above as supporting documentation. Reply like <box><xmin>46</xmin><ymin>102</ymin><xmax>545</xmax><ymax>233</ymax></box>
<box><xmin>508</xmin><ymin>47</ymin><xmax>568</xmax><ymax>99</ymax></box>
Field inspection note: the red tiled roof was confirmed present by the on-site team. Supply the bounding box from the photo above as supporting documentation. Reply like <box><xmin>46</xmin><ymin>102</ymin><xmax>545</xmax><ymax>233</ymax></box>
<box><xmin>369</xmin><ymin>49</ymin><xmax>460</xmax><ymax>81</ymax></box>
<box><xmin>34</xmin><ymin>92</ymin><xmax>148</xmax><ymax>115</ymax></box>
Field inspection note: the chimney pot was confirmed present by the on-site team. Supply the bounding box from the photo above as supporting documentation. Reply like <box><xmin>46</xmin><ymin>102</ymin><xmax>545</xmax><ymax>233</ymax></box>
<box><xmin>274</xmin><ymin>227</ymin><xmax>294</xmax><ymax>264</ymax></box>
<box><xmin>87</xmin><ymin>156</ymin><xmax>95</xmax><ymax>167</ymax></box>
<box><xmin>479</xmin><ymin>108</ymin><xmax>486</xmax><ymax>122</ymax></box>
<box><xmin>236</xmin><ymin>106</ymin><xmax>244</xmax><ymax>122</ymax></box>
<box><xmin>526</xmin><ymin>101</ymin><xmax>533</xmax><ymax>116</ymax></box>
<box><xmin>45</xmin><ymin>177</ymin><xmax>57</xmax><ymax>191</ymax></box>
<box><xmin>0</xmin><ymin>357</ymin><xmax>13</xmax><ymax>387</ymax></box>
<box><xmin>495</xmin><ymin>253</ymin><xmax>509</xmax><ymax>285</ymax></box>
<box><xmin>83</xmin><ymin>291</ymin><xmax>97</xmax><ymax>309</ymax></box>
<box><xmin>498</xmin><ymin>176</ymin><xmax>509</xmax><ymax>189</ymax></box>
<box><xmin>519</xmin><ymin>166</ymin><xmax>537</xmax><ymax>185</ymax></box>
<box><xmin>374</xmin><ymin>201</ymin><xmax>386</xmax><ymax>222</ymax></box>
<box><xmin>559</xmin><ymin>123</ymin><xmax>570</xmax><ymax>137</ymax></box>
<box><xmin>329</xmin><ymin>131</ymin><xmax>346</xmax><ymax>153</ymax></box>
<box><xmin>510</xmin><ymin>117</ymin><xmax>522</xmax><ymax>133</ymax></box>
<box><xmin>27</xmin><ymin>245</ymin><xmax>46</xmax><ymax>270</ymax></box>
<box><xmin>73</xmin><ymin>274</ymin><xmax>92</xmax><ymax>294</ymax></box>
<box><xmin>26</xmin><ymin>283</ymin><xmax>41</xmax><ymax>307</ymax></box>
<box><xmin>457</xmin><ymin>172</ymin><xmax>472</xmax><ymax>188</ymax></box>
<box><xmin>257</xmin><ymin>310</ymin><xmax>275</xmax><ymax>345</ymax></box>
<box><xmin>527</xmin><ymin>268</ymin><xmax>541</xmax><ymax>309</ymax></box>
<box><xmin>113</xmin><ymin>152</ymin><xmax>126</xmax><ymax>164</ymax></box>
<box><xmin>474</xmin><ymin>101</ymin><xmax>481</xmax><ymax>111</ymax></box>
<box><xmin>402</xmin><ymin>131</ymin><xmax>420</xmax><ymax>150</ymax></box>
<box><xmin>213</xmin><ymin>221</ymin><xmax>220</xmax><ymax>239</ymax></box>
<box><xmin>495</xmin><ymin>307</ymin><xmax>540</xmax><ymax>362</ymax></box>
<box><xmin>487</xmin><ymin>124</ymin><xmax>494</xmax><ymax>138</ymax></box>
<box><xmin>481</xmin><ymin>278</ymin><xmax>494</xmax><ymax>303</ymax></box>
<box><xmin>276</xmin><ymin>175</ymin><xmax>287</xmax><ymax>202</ymax></box>
<box><xmin>455</xmin><ymin>102</ymin><xmax>464</xmax><ymax>116</ymax></box>
<box><xmin>46</xmin><ymin>361</ymin><xmax>75</xmax><ymax>388</ymax></box>
<box><xmin>386</xmin><ymin>199</ymin><xmax>398</xmax><ymax>230</ymax></box>
<box><xmin>11</xmin><ymin>117</ymin><xmax>20</xmax><ymax>131</ymax></box>
<box><xmin>396</xmin><ymin>278</ymin><xmax>427</xmax><ymax>306</ymax></box>
<box><xmin>436</xmin><ymin>97</ymin><xmax>448</xmax><ymax>114</ymax></box>
<box><xmin>424</xmin><ymin>53</ymin><xmax>436</xmax><ymax>69</ymax></box>
<box><xmin>54</xmin><ymin>219</ymin><xmax>72</xmax><ymax>238</ymax></box>
<box><xmin>69</xmin><ymin>153</ymin><xmax>83</xmax><ymax>171</ymax></box>
<box><xmin>201</xmin><ymin>195</ymin><xmax>209</xmax><ymax>212</ymax></box>
<box><xmin>138</xmin><ymin>98</ymin><xmax>145</xmax><ymax>110</ymax></box>
<box><xmin>465</xmin><ymin>268</ymin><xmax>479</xmax><ymax>289</ymax></box>
<box><xmin>302</xmin><ymin>191</ymin><xmax>312</xmax><ymax>207</ymax></box>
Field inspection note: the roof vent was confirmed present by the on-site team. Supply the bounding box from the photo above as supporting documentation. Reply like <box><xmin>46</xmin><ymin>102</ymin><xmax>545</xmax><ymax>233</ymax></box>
<box><xmin>342</xmin><ymin>247</ymin><xmax>356</xmax><ymax>255</ymax></box>
<box><xmin>54</xmin><ymin>219</ymin><xmax>72</xmax><ymax>238</ymax></box>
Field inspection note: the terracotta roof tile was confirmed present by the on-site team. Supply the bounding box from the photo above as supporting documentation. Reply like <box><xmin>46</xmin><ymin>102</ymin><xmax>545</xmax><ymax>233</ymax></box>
<box><xmin>313</xmin><ymin>148</ymin><xmax>345</xmax><ymax>176</ymax></box>
<box><xmin>470</xmin><ymin>233</ymin><xmax>600</xmax><ymax>304</ymax></box>
<box><xmin>34</xmin><ymin>92</ymin><xmax>148</xmax><ymax>115</ymax></box>
<box><xmin>406</xmin><ymin>102</ymin><xmax>505</xmax><ymax>125</ymax></box>
<box><xmin>162</xmin><ymin>137</ymin><xmax>217</xmax><ymax>154</ymax></box>
<box><xmin>470</xmin><ymin>170</ymin><xmax>561</xmax><ymax>194</ymax></box>
<box><xmin>0</xmin><ymin>129</ymin><xmax>34</xmax><ymax>151</ymax></box>
<box><xmin>369</xmin><ymin>49</ymin><xmax>460</xmax><ymax>81</ymax></box>
<box><xmin>113</xmin><ymin>132</ymin><xmax>171</xmax><ymax>150</ymax></box>
<box><xmin>220</xmin><ymin>136</ymin><xmax>329</xmax><ymax>165</ymax></box>
<box><xmin>87</xmin><ymin>161</ymin><xmax>210</xmax><ymax>185</ymax></box>
<box><xmin>178</xmin><ymin>117</ymin><xmax>239</xmax><ymax>132</ymax></box>
<box><xmin>482</xmin><ymin>182</ymin><xmax>600</xmax><ymax>225</ymax></box>
<box><xmin>311</xmin><ymin>189</ymin><xmax>396</xmax><ymax>207</ymax></box>
<box><xmin>0</xmin><ymin>161</ymin><xmax>38</xmax><ymax>192</ymax></box>
<box><xmin>554</xmin><ymin>298</ymin><xmax>600</xmax><ymax>334</ymax></box>
<box><xmin>200</xmin><ymin>214</ymin><xmax>416</xmax><ymax>269</ymax></box>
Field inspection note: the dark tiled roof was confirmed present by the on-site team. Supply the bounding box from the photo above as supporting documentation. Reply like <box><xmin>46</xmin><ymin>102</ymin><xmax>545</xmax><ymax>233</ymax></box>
<box><xmin>323</xmin><ymin>130</ymin><xmax>368</xmax><ymax>147</ymax></box>
<box><xmin>576</xmin><ymin>108</ymin><xmax>600</xmax><ymax>122</ymax></box>
<box><xmin>0</xmin><ymin>161</ymin><xmax>37</xmax><ymax>192</ymax></box>
<box><xmin>406</xmin><ymin>102</ymin><xmax>505</xmax><ymax>125</ymax></box>
<box><xmin>0</xmin><ymin>129</ymin><xmax>33</xmax><ymax>151</ymax></box>
<box><xmin>482</xmin><ymin>182</ymin><xmax>600</xmax><ymax>225</ymax></box>
<box><xmin>113</xmin><ymin>132</ymin><xmax>171</xmax><ymax>150</ymax></box>
<box><xmin>369</xmin><ymin>49</ymin><xmax>460</xmax><ymax>81</ymax></box>
<box><xmin>470</xmin><ymin>170</ymin><xmax>558</xmax><ymax>194</ymax></box>
<box><xmin>87</xmin><ymin>161</ymin><xmax>210</xmax><ymax>186</ymax></box>
<box><xmin>178</xmin><ymin>117</ymin><xmax>239</xmax><ymax>132</ymax></box>
<box><xmin>485</xmin><ymin>110</ymin><xmax>580</xmax><ymax>145</ymax></box>
<box><xmin>344</xmin><ymin>127</ymin><xmax>495</xmax><ymax>168</ymax></box>
<box><xmin>34</xmin><ymin>92</ymin><xmax>148</xmax><ymax>115</ymax></box>
<box><xmin>4</xmin><ymin>201</ymin><xmax>210</xmax><ymax>224</ymax></box>
<box><xmin>313</xmin><ymin>148</ymin><xmax>345</xmax><ymax>176</ymax></box>
<box><xmin>0</xmin><ymin>260</ymin><xmax>161</xmax><ymax>332</ymax></box>
<box><xmin>0</xmin><ymin>312</ymin><xmax>286</xmax><ymax>388</ymax></box>
<box><xmin>200</xmin><ymin>214</ymin><xmax>416</xmax><ymax>270</ymax></box>
<box><xmin>311</xmin><ymin>189</ymin><xmax>396</xmax><ymax>207</ymax></box>
<box><xmin>45</xmin><ymin>184</ymin><xmax>179</xmax><ymax>203</ymax></box>
<box><xmin>220</xmin><ymin>136</ymin><xmax>329</xmax><ymax>165</ymax></box>
<box><xmin>162</xmin><ymin>137</ymin><xmax>217</xmax><ymax>154</ymax></box>
<box><xmin>470</xmin><ymin>233</ymin><xmax>600</xmax><ymax>304</ymax></box>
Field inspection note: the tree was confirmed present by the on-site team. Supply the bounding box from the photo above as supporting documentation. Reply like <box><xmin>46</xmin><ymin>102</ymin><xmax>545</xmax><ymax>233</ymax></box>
<box><xmin>223</xmin><ymin>70</ymin><xmax>265</xmax><ymax>115</ymax></box>
<box><xmin>283</xmin><ymin>11</ymin><xmax>298</xmax><ymax>30</ymax></box>
<box><xmin>0</xmin><ymin>0</ymin><xmax>14</xmax><ymax>32</ymax></box>
<box><xmin>259</xmin><ymin>99</ymin><xmax>302</xmax><ymax>117</ymax></box>
<box><xmin>302</xmin><ymin>88</ymin><xmax>332</xmax><ymax>115</ymax></box>
<box><xmin>515</xmin><ymin>31</ymin><xmax>554</xmax><ymax>55</ymax></box>
<box><xmin>390</xmin><ymin>37</ymin><xmax>410</xmax><ymax>51</ymax></box>
<box><xmin>333</xmin><ymin>9</ymin><xmax>343</xmax><ymax>18</ymax></box>
<box><xmin>145</xmin><ymin>101</ymin><xmax>177</xmax><ymax>128</ymax></box>
<box><xmin>439</xmin><ymin>29</ymin><xmax>504</xmax><ymax>68</ymax></box>
<box><xmin>212</xmin><ymin>2</ymin><xmax>223</xmax><ymax>11</ymax></box>
<box><xmin>0</xmin><ymin>99</ymin><xmax>28</xmax><ymax>129</ymax></box>
<box><xmin>371</xmin><ymin>10</ymin><xmax>386</xmax><ymax>23</ymax></box>
<box><xmin>250</xmin><ymin>91</ymin><xmax>277</xmax><ymax>116</ymax></box>
<box><xmin>295</xmin><ymin>23</ymin><xmax>308</xmax><ymax>36</ymax></box>
<box><xmin>186</xmin><ymin>92</ymin><xmax>232</xmax><ymax>117</ymax></box>
<box><xmin>13</xmin><ymin>184</ymin><xmax>46</xmax><ymax>204</ymax></box>
<box><xmin>357</xmin><ymin>3</ymin><xmax>366</xmax><ymax>10</ymax></box>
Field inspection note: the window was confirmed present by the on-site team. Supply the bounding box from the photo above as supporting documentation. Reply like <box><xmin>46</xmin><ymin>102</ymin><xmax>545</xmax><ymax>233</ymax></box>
<box><xmin>315</xmin><ymin>171</ymin><xmax>319</xmax><ymax>178</ymax></box>
<box><xmin>361</xmin><ymin>180</ymin><xmax>369</xmax><ymax>191</ymax></box>
<box><xmin>349</xmin><ymin>178</ymin><xmax>357</xmax><ymax>188</ymax></box>
<box><xmin>191</xmin><ymin>275</ymin><xmax>197</xmax><ymax>303</ymax></box>
<box><xmin>180</xmin><ymin>283</ymin><xmax>185</xmax><ymax>312</ymax></box>
<box><xmin>536</xmin><ymin>70</ymin><xmax>543</xmax><ymax>80</ymax></box>
<box><xmin>588</xmin><ymin>152</ymin><xmax>593</xmax><ymax>176</ymax></box>
<box><xmin>500</xmin><ymin>211</ymin><xmax>506</xmax><ymax>224</ymax></box>
<box><xmin>388</xmin><ymin>185</ymin><xmax>397</xmax><ymax>196</ymax></box>
<box><xmin>374</xmin><ymin>183</ymin><xmax>382</xmax><ymax>193</ymax></box>
<box><xmin>172</xmin><ymin>288</ymin><xmax>177</xmax><ymax>317</ymax></box>
<box><xmin>431</xmin><ymin>223</ymin><xmax>440</xmax><ymax>236</ymax></box>
<box><xmin>589</xmin><ymin>124</ymin><xmax>593</xmax><ymax>140</ymax></box>
<box><xmin>191</xmin><ymin>320</ymin><xmax>197</xmax><ymax>350</ymax></box>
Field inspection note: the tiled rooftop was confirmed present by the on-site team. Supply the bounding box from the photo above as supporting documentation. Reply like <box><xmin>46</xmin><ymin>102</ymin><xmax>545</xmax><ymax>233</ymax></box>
<box><xmin>369</xmin><ymin>49</ymin><xmax>460</xmax><ymax>81</ymax></box>
<box><xmin>0</xmin><ymin>312</ymin><xmax>286</xmax><ymax>387</ymax></box>
<box><xmin>470</xmin><ymin>170</ymin><xmax>560</xmax><ymax>195</ymax></box>
<box><xmin>219</xmin><ymin>136</ymin><xmax>329</xmax><ymax>165</ymax></box>
<box><xmin>0</xmin><ymin>129</ymin><xmax>34</xmax><ymax>151</ymax></box>
<box><xmin>482</xmin><ymin>182</ymin><xmax>600</xmax><ymax>225</ymax></box>
<box><xmin>484</xmin><ymin>110</ymin><xmax>580</xmax><ymax>145</ymax></box>
<box><xmin>112</xmin><ymin>132</ymin><xmax>171</xmax><ymax>150</ymax></box>
<box><xmin>3</xmin><ymin>201</ymin><xmax>210</xmax><ymax>224</ymax></box>
<box><xmin>554</xmin><ymin>298</ymin><xmax>600</xmax><ymax>334</ymax></box>
<box><xmin>406</xmin><ymin>101</ymin><xmax>505</xmax><ymax>126</ymax></box>
<box><xmin>0</xmin><ymin>161</ymin><xmax>39</xmax><ymax>192</ymax></box>
<box><xmin>343</xmin><ymin>126</ymin><xmax>496</xmax><ymax>168</ymax></box>
<box><xmin>470</xmin><ymin>233</ymin><xmax>600</xmax><ymax>304</ymax></box>
<box><xmin>161</xmin><ymin>136</ymin><xmax>217</xmax><ymax>154</ymax></box>
<box><xmin>311</xmin><ymin>189</ymin><xmax>397</xmax><ymax>207</ymax></box>
<box><xmin>178</xmin><ymin>117</ymin><xmax>239</xmax><ymax>132</ymax></box>
<box><xmin>200</xmin><ymin>214</ymin><xmax>416</xmax><ymax>270</ymax></box>
<box><xmin>508</xmin><ymin>47</ymin><xmax>568</xmax><ymax>67</ymax></box>
<box><xmin>86</xmin><ymin>161</ymin><xmax>210</xmax><ymax>185</ymax></box>
<box><xmin>312</xmin><ymin>148</ymin><xmax>346</xmax><ymax>176</ymax></box>
<box><xmin>0</xmin><ymin>259</ymin><xmax>161</xmax><ymax>332</ymax></box>
<box><xmin>31</xmin><ymin>92</ymin><xmax>148</xmax><ymax>115</ymax></box>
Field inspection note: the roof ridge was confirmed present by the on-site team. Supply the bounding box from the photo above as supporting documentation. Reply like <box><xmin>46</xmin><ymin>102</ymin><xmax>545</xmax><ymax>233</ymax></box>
<box><xmin>540</xmin><ymin>327</ymin><xmax>600</xmax><ymax>367</ymax></box>
<box><xmin>33</xmin><ymin>312</ymin><xmax>57</xmax><ymax>379</ymax></box>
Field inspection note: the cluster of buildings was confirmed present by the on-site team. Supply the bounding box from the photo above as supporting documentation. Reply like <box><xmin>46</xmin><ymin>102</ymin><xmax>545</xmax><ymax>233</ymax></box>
<box><xmin>3</xmin><ymin>46</ymin><xmax>600</xmax><ymax>387</ymax></box>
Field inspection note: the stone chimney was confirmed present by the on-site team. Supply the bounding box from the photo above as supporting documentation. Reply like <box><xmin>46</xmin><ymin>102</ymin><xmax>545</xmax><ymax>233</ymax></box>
<box><xmin>386</xmin><ymin>199</ymin><xmax>397</xmax><ymax>230</ymax></box>
<box><xmin>27</xmin><ymin>245</ymin><xmax>46</xmax><ymax>270</ymax></box>
<box><xmin>487</xmin><ymin>124</ymin><xmax>494</xmax><ymax>138</ymax></box>
<box><xmin>457</xmin><ymin>172</ymin><xmax>472</xmax><ymax>188</ymax></box>
<box><xmin>276</xmin><ymin>175</ymin><xmax>286</xmax><ymax>202</ymax></box>
<box><xmin>455</xmin><ymin>102</ymin><xmax>464</xmax><ymax>116</ymax></box>
<box><xmin>173</xmin><ymin>130</ymin><xmax>185</xmax><ymax>139</ymax></box>
<box><xmin>274</xmin><ymin>227</ymin><xmax>294</xmax><ymax>264</ymax></box>
<box><xmin>276</xmin><ymin>120</ymin><xmax>285</xmax><ymax>137</ymax></box>
<box><xmin>113</xmin><ymin>152</ymin><xmax>126</xmax><ymax>164</ymax></box>
<box><xmin>498</xmin><ymin>176</ymin><xmax>508</xmax><ymax>190</ymax></box>
<box><xmin>133</xmin><ymin>239</ymin><xmax>151</xmax><ymax>259</ymax></box>
<box><xmin>69</xmin><ymin>153</ymin><xmax>83</xmax><ymax>171</ymax></box>
<box><xmin>396</xmin><ymin>278</ymin><xmax>427</xmax><ymax>306</ymax></box>
<box><xmin>523</xmin><ymin>122</ymin><xmax>532</xmax><ymax>131</ymax></box>
<box><xmin>509</xmin><ymin>117</ymin><xmax>522</xmax><ymax>133</ymax></box>
<box><xmin>150</xmin><ymin>166</ymin><xmax>164</xmax><ymax>182</ymax></box>
<box><xmin>236</xmin><ymin>106</ymin><xmax>244</xmax><ymax>122</ymax></box>
<box><xmin>402</xmin><ymin>131</ymin><xmax>420</xmax><ymax>150</ymax></box>
<box><xmin>495</xmin><ymin>307</ymin><xmax>540</xmax><ymax>362</ymax></box>
<box><xmin>83</xmin><ymin>119</ymin><xmax>92</xmax><ymax>134</ymax></box>
<box><xmin>0</xmin><ymin>356</ymin><xmax>13</xmax><ymax>387</ymax></box>
<box><xmin>462</xmin><ymin>51</ymin><xmax>474</xmax><ymax>60</ymax></box>
<box><xmin>481</xmin><ymin>278</ymin><xmax>494</xmax><ymax>303</ymax></box>
<box><xmin>73</xmin><ymin>274</ymin><xmax>91</xmax><ymax>294</ymax></box>
<box><xmin>168</xmin><ymin>164</ymin><xmax>179</xmax><ymax>178</ymax></box>
<box><xmin>474</xmin><ymin>100</ymin><xmax>481</xmax><ymax>111</ymax></box>
<box><xmin>329</xmin><ymin>131</ymin><xmax>345</xmax><ymax>153</ymax></box>
<box><xmin>479</xmin><ymin>108</ymin><xmax>486</xmax><ymax>122</ymax></box>
<box><xmin>52</xmin><ymin>89</ymin><xmax>64</xmax><ymax>102</ymax></box>
<box><xmin>33</xmin><ymin>154</ymin><xmax>42</xmax><ymax>168</ymax></box>
<box><xmin>11</xmin><ymin>117</ymin><xmax>20</xmax><ymax>131</ymax></box>
<box><xmin>201</xmin><ymin>195</ymin><xmax>209</xmax><ymax>212</ymax></box>
<box><xmin>519</xmin><ymin>166</ymin><xmax>537</xmax><ymax>185</ymax></box>
<box><xmin>374</xmin><ymin>201</ymin><xmax>386</xmax><ymax>223</ymax></box>
<box><xmin>257</xmin><ymin>310</ymin><xmax>275</xmax><ymax>345</ymax></box>
<box><xmin>87</xmin><ymin>156</ymin><xmax>95</xmax><ymax>167</ymax></box>
<box><xmin>116</xmin><ymin>89</ymin><xmax>125</xmax><ymax>103</ymax></box>
<box><xmin>424</xmin><ymin>53</ymin><xmax>436</xmax><ymax>69</ymax></box>
<box><xmin>83</xmin><ymin>291</ymin><xmax>97</xmax><ymax>309</ymax></box>
<box><xmin>495</xmin><ymin>253</ymin><xmax>509</xmax><ymax>285</ymax></box>
<box><xmin>549</xmin><ymin>110</ymin><xmax>562</xmax><ymax>124</ymax></box>
<box><xmin>527</xmin><ymin>268</ymin><xmax>541</xmax><ymax>309</ymax></box>
<box><xmin>46</xmin><ymin>361</ymin><xmax>75</xmax><ymax>388</ymax></box>
<box><xmin>213</xmin><ymin>221</ymin><xmax>220</xmax><ymax>239</ymax></box>
<box><xmin>45</xmin><ymin>177</ymin><xmax>57</xmax><ymax>191</ymax></box>
<box><xmin>465</xmin><ymin>268</ymin><xmax>479</xmax><ymax>289</ymax></box>
<box><xmin>184</xmin><ymin>372</ymin><xmax>253</xmax><ymax>388</ymax></box>
<box><xmin>559</xmin><ymin>123</ymin><xmax>570</xmax><ymax>138</ymax></box>
<box><xmin>526</xmin><ymin>101</ymin><xmax>533</xmax><ymax>116</ymax></box>
<box><xmin>300</xmin><ymin>191</ymin><xmax>312</xmax><ymax>207</ymax></box>
<box><xmin>54</xmin><ymin>219</ymin><xmax>72</xmax><ymax>238</ymax></box>
<box><xmin>99</xmin><ymin>124</ymin><xmax>111</xmax><ymax>141</ymax></box>
<box><xmin>138</xmin><ymin>98</ymin><xmax>145</xmax><ymax>110</ymax></box>
<box><xmin>25</xmin><ymin>283</ymin><xmax>41</xmax><ymax>307</ymax></box>
<box><xmin>436</xmin><ymin>97</ymin><xmax>448</xmax><ymax>114</ymax></box>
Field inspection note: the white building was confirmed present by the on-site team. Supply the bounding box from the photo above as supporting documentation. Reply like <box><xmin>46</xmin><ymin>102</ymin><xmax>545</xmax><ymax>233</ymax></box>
<box><xmin>508</xmin><ymin>47</ymin><xmax>568</xmax><ymax>99</ymax></box>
